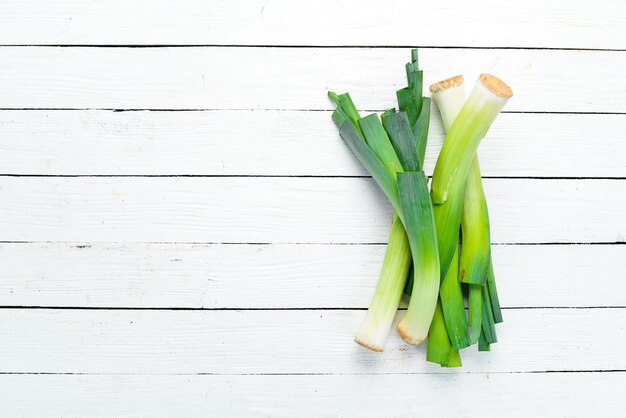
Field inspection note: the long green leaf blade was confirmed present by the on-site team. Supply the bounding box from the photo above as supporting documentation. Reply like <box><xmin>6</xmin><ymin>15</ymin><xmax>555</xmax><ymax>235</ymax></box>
<box><xmin>405</xmin><ymin>62</ymin><xmax>423</xmax><ymax>115</ymax></box>
<box><xmin>426</xmin><ymin>301</ymin><xmax>451</xmax><ymax>365</ymax></box>
<box><xmin>439</xmin><ymin>246</ymin><xmax>469</xmax><ymax>349</ymax></box>
<box><xmin>478</xmin><ymin>331</ymin><xmax>491</xmax><ymax>351</ymax></box>
<box><xmin>396</xmin><ymin>171</ymin><xmax>440</xmax><ymax>345</ymax></box>
<box><xmin>337</xmin><ymin>118</ymin><xmax>400</xmax><ymax>212</ymax></box>
<box><xmin>486</xmin><ymin>259</ymin><xmax>503</xmax><ymax>323</ymax></box>
<box><xmin>468</xmin><ymin>283</ymin><xmax>483</xmax><ymax>345</ymax></box>
<box><xmin>481</xmin><ymin>284</ymin><xmax>498</xmax><ymax>344</ymax></box>
<box><xmin>397</xmin><ymin>87</ymin><xmax>418</xmax><ymax>126</ymax></box>
<box><xmin>382</xmin><ymin>112</ymin><xmax>421</xmax><ymax>172</ymax></box>
<box><xmin>460</xmin><ymin>158</ymin><xmax>491</xmax><ymax>285</ymax></box>
<box><xmin>358</xmin><ymin>114</ymin><xmax>403</xmax><ymax>177</ymax></box>
<box><xmin>413</xmin><ymin>97</ymin><xmax>431</xmax><ymax>167</ymax></box>
<box><xmin>328</xmin><ymin>91</ymin><xmax>363</xmax><ymax>137</ymax></box>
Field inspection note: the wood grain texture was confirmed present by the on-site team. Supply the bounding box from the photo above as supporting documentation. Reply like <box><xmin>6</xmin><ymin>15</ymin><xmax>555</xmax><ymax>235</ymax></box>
<box><xmin>1</xmin><ymin>373</ymin><xmax>623</xmax><ymax>418</ymax></box>
<box><xmin>1</xmin><ymin>177</ymin><xmax>624</xmax><ymax>243</ymax></box>
<box><xmin>1</xmin><ymin>3</ymin><xmax>624</xmax><ymax>416</ymax></box>
<box><xmin>0</xmin><ymin>309</ymin><xmax>623</xmax><ymax>374</ymax></box>
<box><xmin>0</xmin><ymin>0</ymin><xmax>624</xmax><ymax>50</ymax></box>
<box><xmin>2</xmin><ymin>110</ymin><xmax>624</xmax><ymax>177</ymax></box>
<box><xmin>0</xmin><ymin>48</ymin><xmax>625</xmax><ymax>112</ymax></box>
<box><xmin>1</xmin><ymin>243</ymin><xmax>623</xmax><ymax>308</ymax></box>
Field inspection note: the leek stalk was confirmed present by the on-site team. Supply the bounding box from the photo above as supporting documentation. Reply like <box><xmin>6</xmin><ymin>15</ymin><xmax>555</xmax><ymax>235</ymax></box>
<box><xmin>334</xmin><ymin>50</ymin><xmax>436</xmax><ymax>350</ymax></box>
<box><xmin>431</xmin><ymin>74</ymin><xmax>513</xmax><ymax>278</ymax></box>
<box><xmin>430</xmin><ymin>74</ymin><xmax>512</xmax><ymax>349</ymax></box>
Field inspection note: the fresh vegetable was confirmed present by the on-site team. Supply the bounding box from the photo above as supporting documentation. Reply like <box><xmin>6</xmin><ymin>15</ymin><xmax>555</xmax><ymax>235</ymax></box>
<box><xmin>334</xmin><ymin>112</ymin><xmax>439</xmax><ymax>347</ymax></box>
<box><xmin>334</xmin><ymin>52</ymin><xmax>434</xmax><ymax>351</ymax></box>
<box><xmin>327</xmin><ymin>50</ymin><xmax>512</xmax><ymax>366</ymax></box>
<box><xmin>430</xmin><ymin>74</ymin><xmax>513</xmax><ymax>280</ymax></box>
<box><xmin>429</xmin><ymin>74</ymin><xmax>511</xmax><ymax>354</ymax></box>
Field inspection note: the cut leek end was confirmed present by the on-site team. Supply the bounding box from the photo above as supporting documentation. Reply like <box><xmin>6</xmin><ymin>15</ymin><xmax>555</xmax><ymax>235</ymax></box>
<box><xmin>354</xmin><ymin>311</ymin><xmax>395</xmax><ymax>353</ymax></box>
<box><xmin>478</xmin><ymin>332</ymin><xmax>491</xmax><ymax>351</ymax></box>
<box><xmin>429</xmin><ymin>75</ymin><xmax>464</xmax><ymax>93</ymax></box>
<box><xmin>444</xmin><ymin>349</ymin><xmax>462</xmax><ymax>368</ymax></box>
<box><xmin>479</xmin><ymin>74</ymin><xmax>513</xmax><ymax>98</ymax></box>
<box><xmin>431</xmin><ymin>75</ymin><xmax>512</xmax><ymax>205</ymax></box>
<box><xmin>397</xmin><ymin>320</ymin><xmax>428</xmax><ymax>346</ymax></box>
<box><xmin>354</xmin><ymin>337</ymin><xmax>385</xmax><ymax>352</ymax></box>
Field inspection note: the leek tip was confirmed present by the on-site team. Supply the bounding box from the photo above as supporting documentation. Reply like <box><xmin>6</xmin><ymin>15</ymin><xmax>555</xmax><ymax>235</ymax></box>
<box><xmin>410</xmin><ymin>49</ymin><xmax>419</xmax><ymax>66</ymax></box>
<box><xmin>327</xmin><ymin>91</ymin><xmax>341</xmax><ymax>105</ymax></box>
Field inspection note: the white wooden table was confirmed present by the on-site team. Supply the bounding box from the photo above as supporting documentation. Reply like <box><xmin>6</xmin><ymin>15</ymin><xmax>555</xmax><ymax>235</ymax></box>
<box><xmin>0</xmin><ymin>1</ymin><xmax>624</xmax><ymax>416</ymax></box>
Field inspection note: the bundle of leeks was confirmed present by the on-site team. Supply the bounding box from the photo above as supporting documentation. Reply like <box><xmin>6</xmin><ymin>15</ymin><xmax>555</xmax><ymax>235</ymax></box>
<box><xmin>328</xmin><ymin>50</ymin><xmax>511</xmax><ymax>366</ymax></box>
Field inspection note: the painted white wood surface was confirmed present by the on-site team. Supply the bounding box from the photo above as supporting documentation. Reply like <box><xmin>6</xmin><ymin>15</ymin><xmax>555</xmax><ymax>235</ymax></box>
<box><xmin>1</xmin><ymin>373</ymin><xmax>623</xmax><ymax>418</ymax></box>
<box><xmin>0</xmin><ymin>309</ymin><xmax>623</xmax><ymax>374</ymax></box>
<box><xmin>1</xmin><ymin>0</ymin><xmax>624</xmax><ymax>416</ymax></box>
<box><xmin>0</xmin><ymin>48</ymin><xmax>625</xmax><ymax>112</ymax></box>
<box><xmin>2</xmin><ymin>110</ymin><xmax>625</xmax><ymax>177</ymax></box>
<box><xmin>1</xmin><ymin>243</ymin><xmax>623</xmax><ymax>308</ymax></box>
<box><xmin>2</xmin><ymin>177</ymin><xmax>625</xmax><ymax>243</ymax></box>
<box><xmin>0</xmin><ymin>0</ymin><xmax>624</xmax><ymax>50</ymax></box>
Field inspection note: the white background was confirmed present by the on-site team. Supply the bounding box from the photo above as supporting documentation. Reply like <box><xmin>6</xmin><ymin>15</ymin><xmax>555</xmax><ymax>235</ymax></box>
<box><xmin>0</xmin><ymin>1</ymin><xmax>625</xmax><ymax>416</ymax></box>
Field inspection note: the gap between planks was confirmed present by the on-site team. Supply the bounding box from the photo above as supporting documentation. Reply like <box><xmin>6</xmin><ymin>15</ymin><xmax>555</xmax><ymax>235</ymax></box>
<box><xmin>0</xmin><ymin>45</ymin><xmax>624</xmax><ymax>52</ymax></box>
<box><xmin>0</xmin><ymin>370</ymin><xmax>624</xmax><ymax>376</ymax></box>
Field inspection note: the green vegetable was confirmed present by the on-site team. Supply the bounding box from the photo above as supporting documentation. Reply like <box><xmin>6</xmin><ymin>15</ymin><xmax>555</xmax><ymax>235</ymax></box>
<box><xmin>468</xmin><ymin>284</ymin><xmax>482</xmax><ymax>344</ymax></box>
<box><xmin>438</xmin><ymin>246</ymin><xmax>468</xmax><ymax>349</ymax></box>
<box><xmin>354</xmin><ymin>213</ymin><xmax>411</xmax><ymax>351</ymax></box>
<box><xmin>329</xmin><ymin>53</ymin><xmax>512</xmax><ymax>365</ymax></box>
<box><xmin>460</xmin><ymin>157</ymin><xmax>491</xmax><ymax>285</ymax></box>
<box><xmin>429</xmin><ymin>74</ymin><xmax>511</xmax><ymax>357</ymax></box>
<box><xmin>396</xmin><ymin>171</ymin><xmax>440</xmax><ymax>344</ymax></box>
<box><xmin>487</xmin><ymin>260</ymin><xmax>503</xmax><ymax>323</ymax></box>
<box><xmin>427</xmin><ymin>300</ymin><xmax>461</xmax><ymax>367</ymax></box>
<box><xmin>430</xmin><ymin>74</ymin><xmax>513</xmax><ymax>278</ymax></box>
<box><xmin>336</xmin><ymin>50</ymin><xmax>435</xmax><ymax>351</ymax></box>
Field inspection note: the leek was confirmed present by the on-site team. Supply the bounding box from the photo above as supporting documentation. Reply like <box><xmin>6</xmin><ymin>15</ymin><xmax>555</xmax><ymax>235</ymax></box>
<box><xmin>354</xmin><ymin>213</ymin><xmax>411</xmax><ymax>351</ymax></box>
<box><xmin>431</xmin><ymin>74</ymin><xmax>513</xmax><ymax>278</ymax></box>
<box><xmin>348</xmin><ymin>108</ymin><xmax>410</xmax><ymax>351</ymax></box>
<box><xmin>486</xmin><ymin>259</ymin><xmax>503</xmax><ymax>323</ymax></box>
<box><xmin>427</xmin><ymin>300</ymin><xmax>462</xmax><ymax>367</ymax></box>
<box><xmin>428</xmin><ymin>76</ymin><xmax>469</xmax><ymax>351</ymax></box>
<box><xmin>327</xmin><ymin>51</ymin><xmax>514</xmax><ymax>366</ymax></box>
<box><xmin>430</xmin><ymin>75</ymin><xmax>512</xmax><ymax>348</ymax></box>
<box><xmin>396</xmin><ymin>170</ymin><xmax>440</xmax><ymax>345</ymax></box>
<box><xmin>334</xmin><ymin>50</ymin><xmax>435</xmax><ymax>351</ymax></box>
<box><xmin>335</xmin><ymin>117</ymin><xmax>439</xmax><ymax>346</ymax></box>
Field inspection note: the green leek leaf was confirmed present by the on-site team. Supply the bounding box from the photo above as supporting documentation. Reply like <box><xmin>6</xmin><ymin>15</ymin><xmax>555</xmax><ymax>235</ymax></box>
<box><xmin>396</xmin><ymin>171</ymin><xmax>440</xmax><ymax>345</ymax></box>
<box><xmin>382</xmin><ymin>112</ymin><xmax>421</xmax><ymax>172</ymax></box>
<box><xmin>337</xmin><ymin>119</ymin><xmax>400</xmax><ymax>212</ymax></box>
<box><xmin>358</xmin><ymin>114</ymin><xmax>403</xmax><ymax>177</ymax></box>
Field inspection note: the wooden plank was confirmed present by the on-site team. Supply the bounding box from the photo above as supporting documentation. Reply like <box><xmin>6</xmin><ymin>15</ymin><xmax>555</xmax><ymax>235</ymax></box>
<box><xmin>1</xmin><ymin>243</ymin><xmax>623</xmax><ymax>308</ymax></box>
<box><xmin>0</xmin><ymin>0</ymin><xmax>624</xmax><ymax>50</ymax></box>
<box><xmin>0</xmin><ymin>48</ymin><xmax>624</xmax><ymax>112</ymax></box>
<box><xmin>1</xmin><ymin>177</ymin><xmax>624</xmax><ymax>244</ymax></box>
<box><xmin>2</xmin><ymin>110</ymin><xmax>624</xmax><ymax>177</ymax></box>
<box><xmin>0</xmin><ymin>373</ymin><xmax>623</xmax><ymax>418</ymax></box>
<box><xmin>0</xmin><ymin>309</ymin><xmax>623</xmax><ymax>374</ymax></box>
